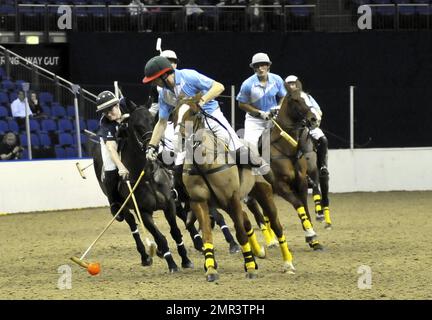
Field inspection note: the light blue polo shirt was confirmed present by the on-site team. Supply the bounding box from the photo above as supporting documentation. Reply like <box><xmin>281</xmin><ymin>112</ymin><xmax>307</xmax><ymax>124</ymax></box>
<box><xmin>159</xmin><ymin>69</ymin><xmax>219</xmax><ymax>120</ymax></box>
<box><xmin>236</xmin><ymin>72</ymin><xmax>287</xmax><ymax>112</ymax></box>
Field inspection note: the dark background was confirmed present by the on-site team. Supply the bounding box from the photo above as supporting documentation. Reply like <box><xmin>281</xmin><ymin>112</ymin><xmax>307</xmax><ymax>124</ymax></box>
<box><xmin>24</xmin><ymin>31</ymin><xmax>432</xmax><ymax>149</ymax></box>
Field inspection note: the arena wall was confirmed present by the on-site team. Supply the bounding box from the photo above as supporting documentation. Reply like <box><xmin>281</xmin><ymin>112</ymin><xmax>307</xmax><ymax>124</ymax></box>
<box><xmin>1</xmin><ymin>147</ymin><xmax>431</xmax><ymax>214</ymax></box>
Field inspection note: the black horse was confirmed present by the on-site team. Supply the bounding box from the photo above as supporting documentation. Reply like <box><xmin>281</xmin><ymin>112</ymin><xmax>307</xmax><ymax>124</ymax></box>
<box><xmin>89</xmin><ymin>102</ymin><xmax>197</xmax><ymax>272</ymax></box>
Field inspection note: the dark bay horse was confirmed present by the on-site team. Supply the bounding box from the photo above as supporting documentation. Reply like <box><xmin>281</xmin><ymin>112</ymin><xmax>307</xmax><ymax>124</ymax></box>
<box><xmin>173</xmin><ymin>97</ymin><xmax>295</xmax><ymax>281</ymax></box>
<box><xmin>269</xmin><ymin>88</ymin><xmax>324</xmax><ymax>250</ymax></box>
<box><xmin>299</xmin><ymin>129</ymin><xmax>332</xmax><ymax>230</ymax></box>
<box><xmin>89</xmin><ymin>104</ymin><xmax>194</xmax><ymax>272</ymax></box>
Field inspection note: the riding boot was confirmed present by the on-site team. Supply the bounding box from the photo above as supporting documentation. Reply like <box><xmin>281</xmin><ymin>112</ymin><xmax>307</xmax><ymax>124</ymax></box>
<box><xmin>316</xmin><ymin>136</ymin><xmax>329</xmax><ymax>177</ymax></box>
<box><xmin>104</xmin><ymin>170</ymin><xmax>125</xmax><ymax>222</ymax></box>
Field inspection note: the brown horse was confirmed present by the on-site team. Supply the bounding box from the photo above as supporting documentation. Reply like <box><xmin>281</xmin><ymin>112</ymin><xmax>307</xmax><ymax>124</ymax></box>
<box><xmin>173</xmin><ymin>96</ymin><xmax>295</xmax><ymax>281</ymax></box>
<box><xmin>269</xmin><ymin>88</ymin><xmax>324</xmax><ymax>250</ymax></box>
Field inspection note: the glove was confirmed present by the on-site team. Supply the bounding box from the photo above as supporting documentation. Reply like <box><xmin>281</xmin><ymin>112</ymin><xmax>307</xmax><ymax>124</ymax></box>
<box><xmin>118</xmin><ymin>165</ymin><xmax>130</xmax><ymax>180</ymax></box>
<box><xmin>146</xmin><ymin>144</ymin><xmax>158</xmax><ymax>162</ymax></box>
<box><xmin>258</xmin><ymin>111</ymin><xmax>271</xmax><ymax>120</ymax></box>
<box><xmin>309</xmin><ymin>108</ymin><xmax>322</xmax><ymax>129</ymax></box>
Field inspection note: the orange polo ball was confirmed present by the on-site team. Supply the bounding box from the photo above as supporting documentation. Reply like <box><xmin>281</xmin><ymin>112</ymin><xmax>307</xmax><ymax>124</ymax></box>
<box><xmin>87</xmin><ymin>262</ymin><xmax>101</xmax><ymax>276</ymax></box>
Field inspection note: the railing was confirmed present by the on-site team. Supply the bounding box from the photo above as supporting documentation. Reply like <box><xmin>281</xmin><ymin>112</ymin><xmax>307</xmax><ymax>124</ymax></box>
<box><xmin>0</xmin><ymin>45</ymin><xmax>97</xmax><ymax>159</ymax></box>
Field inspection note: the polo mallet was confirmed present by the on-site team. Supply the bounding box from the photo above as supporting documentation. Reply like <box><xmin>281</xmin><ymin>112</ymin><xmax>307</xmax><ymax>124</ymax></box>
<box><xmin>156</xmin><ymin>37</ymin><xmax>162</xmax><ymax>54</ymax></box>
<box><xmin>75</xmin><ymin>162</ymin><xmax>93</xmax><ymax>179</ymax></box>
<box><xmin>70</xmin><ymin>170</ymin><xmax>145</xmax><ymax>272</ymax></box>
<box><xmin>271</xmin><ymin>118</ymin><xmax>298</xmax><ymax>148</ymax></box>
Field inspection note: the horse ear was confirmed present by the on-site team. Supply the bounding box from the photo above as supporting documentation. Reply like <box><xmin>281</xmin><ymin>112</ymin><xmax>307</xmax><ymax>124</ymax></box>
<box><xmin>121</xmin><ymin>97</ymin><xmax>137</xmax><ymax>113</ymax></box>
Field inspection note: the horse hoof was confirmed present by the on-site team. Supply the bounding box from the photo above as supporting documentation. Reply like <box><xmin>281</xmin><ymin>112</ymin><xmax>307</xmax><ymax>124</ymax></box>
<box><xmin>169</xmin><ymin>266</ymin><xmax>179</xmax><ymax>273</ymax></box>
<box><xmin>141</xmin><ymin>257</ymin><xmax>153</xmax><ymax>267</ymax></box>
<box><xmin>182</xmin><ymin>260</ymin><xmax>194</xmax><ymax>269</ymax></box>
<box><xmin>324</xmin><ymin>223</ymin><xmax>332</xmax><ymax>230</ymax></box>
<box><xmin>229</xmin><ymin>242</ymin><xmax>241</xmax><ymax>254</ymax></box>
<box><xmin>311</xmin><ymin>242</ymin><xmax>324</xmax><ymax>251</ymax></box>
<box><xmin>316</xmin><ymin>214</ymin><xmax>324</xmax><ymax>222</ymax></box>
<box><xmin>206</xmin><ymin>273</ymin><xmax>219</xmax><ymax>282</ymax></box>
<box><xmin>245</xmin><ymin>270</ymin><xmax>258</xmax><ymax>279</ymax></box>
<box><xmin>267</xmin><ymin>240</ymin><xmax>279</xmax><ymax>249</ymax></box>
<box><xmin>282</xmin><ymin>262</ymin><xmax>296</xmax><ymax>274</ymax></box>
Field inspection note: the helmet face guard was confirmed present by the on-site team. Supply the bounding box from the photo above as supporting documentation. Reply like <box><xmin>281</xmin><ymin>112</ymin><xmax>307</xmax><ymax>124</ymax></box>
<box><xmin>143</xmin><ymin>56</ymin><xmax>174</xmax><ymax>84</ymax></box>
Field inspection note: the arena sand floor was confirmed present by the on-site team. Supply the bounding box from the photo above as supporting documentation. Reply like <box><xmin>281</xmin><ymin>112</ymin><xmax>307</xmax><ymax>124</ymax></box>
<box><xmin>0</xmin><ymin>191</ymin><xmax>430</xmax><ymax>300</ymax></box>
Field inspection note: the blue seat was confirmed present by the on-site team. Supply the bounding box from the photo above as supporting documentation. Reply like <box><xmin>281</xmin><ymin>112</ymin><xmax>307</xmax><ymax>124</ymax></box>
<box><xmin>58</xmin><ymin>132</ymin><xmax>74</xmax><ymax>146</ymax></box>
<box><xmin>0</xmin><ymin>105</ymin><xmax>9</xmax><ymax>117</ymax></box>
<box><xmin>52</xmin><ymin>105</ymin><xmax>67</xmax><ymax>118</ymax></box>
<box><xmin>73</xmin><ymin>133</ymin><xmax>88</xmax><ymax>145</ymax></box>
<box><xmin>0</xmin><ymin>92</ymin><xmax>9</xmax><ymax>104</ymax></box>
<box><xmin>0</xmin><ymin>120</ymin><xmax>8</xmax><ymax>134</ymax></box>
<box><xmin>38</xmin><ymin>133</ymin><xmax>52</xmax><ymax>147</ymax></box>
<box><xmin>29</xmin><ymin>119</ymin><xmax>41</xmax><ymax>132</ymax></box>
<box><xmin>9</xmin><ymin>91</ymin><xmax>18</xmax><ymax>102</ymax></box>
<box><xmin>87</xmin><ymin>119</ymin><xmax>99</xmax><ymax>131</ymax></box>
<box><xmin>7</xmin><ymin>119</ymin><xmax>19</xmax><ymax>133</ymax></box>
<box><xmin>54</xmin><ymin>146</ymin><xmax>66</xmax><ymax>158</ymax></box>
<box><xmin>15</xmin><ymin>80</ymin><xmax>26</xmax><ymax>91</ymax></box>
<box><xmin>0</xmin><ymin>67</ymin><xmax>5</xmax><ymax>80</ymax></box>
<box><xmin>65</xmin><ymin>146</ymin><xmax>78</xmax><ymax>158</ymax></box>
<box><xmin>41</xmin><ymin>105</ymin><xmax>51</xmax><ymax>116</ymax></box>
<box><xmin>66</xmin><ymin>105</ymin><xmax>75</xmax><ymax>117</ymax></box>
<box><xmin>72</xmin><ymin>119</ymin><xmax>87</xmax><ymax>131</ymax></box>
<box><xmin>20</xmin><ymin>133</ymin><xmax>40</xmax><ymax>148</ymax></box>
<box><xmin>58</xmin><ymin>118</ymin><xmax>73</xmax><ymax>131</ymax></box>
<box><xmin>1</xmin><ymin>79</ymin><xmax>14</xmax><ymax>91</ymax></box>
<box><xmin>41</xmin><ymin>119</ymin><xmax>57</xmax><ymax>132</ymax></box>
<box><xmin>39</xmin><ymin>92</ymin><xmax>54</xmax><ymax>105</ymax></box>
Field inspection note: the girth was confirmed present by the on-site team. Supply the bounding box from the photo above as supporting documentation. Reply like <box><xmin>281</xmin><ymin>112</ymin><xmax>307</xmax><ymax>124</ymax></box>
<box><xmin>183</xmin><ymin>163</ymin><xmax>235</xmax><ymax>176</ymax></box>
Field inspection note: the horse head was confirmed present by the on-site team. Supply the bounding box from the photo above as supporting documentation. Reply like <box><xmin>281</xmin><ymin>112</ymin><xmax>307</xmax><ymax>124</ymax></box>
<box><xmin>126</xmin><ymin>103</ymin><xmax>154</xmax><ymax>152</ymax></box>
<box><xmin>277</xmin><ymin>87</ymin><xmax>314</xmax><ymax>129</ymax></box>
<box><xmin>172</xmin><ymin>92</ymin><xmax>205</xmax><ymax>139</ymax></box>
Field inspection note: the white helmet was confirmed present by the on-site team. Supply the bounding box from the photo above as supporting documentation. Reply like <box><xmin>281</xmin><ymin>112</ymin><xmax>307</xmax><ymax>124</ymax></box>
<box><xmin>160</xmin><ymin>50</ymin><xmax>177</xmax><ymax>61</ymax></box>
<box><xmin>250</xmin><ymin>53</ymin><xmax>272</xmax><ymax>68</ymax></box>
<box><xmin>285</xmin><ymin>75</ymin><xmax>298</xmax><ymax>83</ymax></box>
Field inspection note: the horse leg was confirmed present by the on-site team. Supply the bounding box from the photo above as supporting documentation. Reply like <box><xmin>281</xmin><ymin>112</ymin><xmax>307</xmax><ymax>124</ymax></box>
<box><xmin>209</xmin><ymin>206</ymin><xmax>240</xmax><ymax>254</ymax></box>
<box><xmin>176</xmin><ymin>200</ymin><xmax>203</xmax><ymax>252</ymax></box>
<box><xmin>163</xmin><ymin>199</ymin><xmax>194</xmax><ymax>269</ymax></box>
<box><xmin>250</xmin><ymin>183</ymin><xmax>295</xmax><ymax>274</ymax></box>
<box><xmin>309</xmin><ymin>167</ymin><xmax>324</xmax><ymax>222</ymax></box>
<box><xmin>228</xmin><ymin>193</ymin><xmax>258</xmax><ymax>279</ymax></box>
<box><xmin>122</xmin><ymin>210</ymin><xmax>153</xmax><ymax>266</ymax></box>
<box><xmin>245</xmin><ymin>196</ymin><xmax>278</xmax><ymax>248</ymax></box>
<box><xmin>275</xmin><ymin>180</ymin><xmax>322</xmax><ymax>250</ymax></box>
<box><xmin>319</xmin><ymin>166</ymin><xmax>332</xmax><ymax>230</ymax></box>
<box><xmin>140</xmin><ymin>211</ymin><xmax>179</xmax><ymax>272</ymax></box>
<box><xmin>190</xmin><ymin>201</ymin><xmax>218</xmax><ymax>282</ymax></box>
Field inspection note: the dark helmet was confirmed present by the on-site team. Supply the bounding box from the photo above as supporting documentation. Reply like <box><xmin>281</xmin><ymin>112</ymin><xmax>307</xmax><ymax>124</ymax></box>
<box><xmin>142</xmin><ymin>56</ymin><xmax>173</xmax><ymax>84</ymax></box>
<box><xmin>96</xmin><ymin>90</ymin><xmax>119</xmax><ymax>113</ymax></box>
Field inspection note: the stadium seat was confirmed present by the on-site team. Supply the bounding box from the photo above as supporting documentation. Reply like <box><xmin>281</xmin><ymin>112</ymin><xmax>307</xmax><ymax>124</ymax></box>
<box><xmin>65</xmin><ymin>146</ymin><xmax>78</xmax><ymax>158</ymax></box>
<box><xmin>66</xmin><ymin>105</ymin><xmax>75</xmax><ymax>117</ymax></box>
<box><xmin>15</xmin><ymin>80</ymin><xmax>26</xmax><ymax>91</ymax></box>
<box><xmin>0</xmin><ymin>92</ymin><xmax>9</xmax><ymax>104</ymax></box>
<box><xmin>73</xmin><ymin>133</ymin><xmax>88</xmax><ymax>145</ymax></box>
<box><xmin>58</xmin><ymin>132</ymin><xmax>74</xmax><ymax>146</ymax></box>
<box><xmin>41</xmin><ymin>119</ymin><xmax>57</xmax><ymax>132</ymax></box>
<box><xmin>54</xmin><ymin>146</ymin><xmax>66</xmax><ymax>158</ymax></box>
<box><xmin>0</xmin><ymin>120</ymin><xmax>8</xmax><ymax>134</ymax></box>
<box><xmin>9</xmin><ymin>91</ymin><xmax>18</xmax><ymax>102</ymax></box>
<box><xmin>38</xmin><ymin>133</ymin><xmax>52</xmax><ymax>147</ymax></box>
<box><xmin>0</xmin><ymin>67</ymin><xmax>5</xmax><ymax>81</ymax></box>
<box><xmin>7</xmin><ymin>119</ymin><xmax>19</xmax><ymax>133</ymax></box>
<box><xmin>1</xmin><ymin>79</ymin><xmax>14</xmax><ymax>91</ymax></box>
<box><xmin>86</xmin><ymin>119</ymin><xmax>99</xmax><ymax>131</ymax></box>
<box><xmin>20</xmin><ymin>133</ymin><xmax>40</xmax><ymax>148</ymax></box>
<box><xmin>51</xmin><ymin>105</ymin><xmax>67</xmax><ymax>118</ymax></box>
<box><xmin>0</xmin><ymin>105</ymin><xmax>9</xmax><ymax>117</ymax></box>
<box><xmin>72</xmin><ymin>119</ymin><xmax>87</xmax><ymax>131</ymax></box>
<box><xmin>58</xmin><ymin>118</ymin><xmax>73</xmax><ymax>132</ymax></box>
<box><xmin>41</xmin><ymin>105</ymin><xmax>51</xmax><ymax>116</ymax></box>
<box><xmin>29</xmin><ymin>119</ymin><xmax>41</xmax><ymax>132</ymax></box>
<box><xmin>38</xmin><ymin>92</ymin><xmax>54</xmax><ymax>105</ymax></box>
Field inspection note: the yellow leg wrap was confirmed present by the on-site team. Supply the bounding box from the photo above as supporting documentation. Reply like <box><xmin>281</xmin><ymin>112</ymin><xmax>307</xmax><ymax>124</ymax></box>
<box><xmin>313</xmin><ymin>194</ymin><xmax>322</xmax><ymax>202</ymax></box>
<box><xmin>247</xmin><ymin>229</ymin><xmax>263</xmax><ymax>256</ymax></box>
<box><xmin>323</xmin><ymin>207</ymin><xmax>332</xmax><ymax>224</ymax></box>
<box><xmin>203</xmin><ymin>242</ymin><xmax>215</xmax><ymax>269</ymax></box>
<box><xmin>278</xmin><ymin>235</ymin><xmax>293</xmax><ymax>263</ymax></box>
<box><xmin>297</xmin><ymin>207</ymin><xmax>312</xmax><ymax>229</ymax></box>
<box><xmin>241</xmin><ymin>243</ymin><xmax>256</xmax><ymax>270</ymax></box>
<box><xmin>264</xmin><ymin>216</ymin><xmax>277</xmax><ymax>240</ymax></box>
<box><xmin>260</xmin><ymin>224</ymin><xmax>274</xmax><ymax>246</ymax></box>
